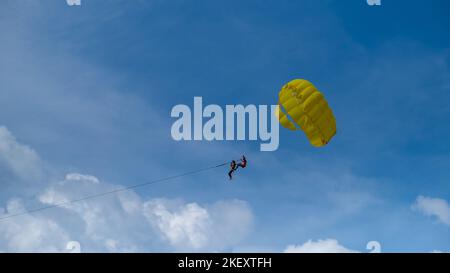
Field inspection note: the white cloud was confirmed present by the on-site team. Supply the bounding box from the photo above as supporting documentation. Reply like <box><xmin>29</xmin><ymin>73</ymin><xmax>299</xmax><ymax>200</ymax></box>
<box><xmin>65</xmin><ymin>173</ymin><xmax>100</xmax><ymax>184</ymax></box>
<box><xmin>143</xmin><ymin>199</ymin><xmax>253</xmax><ymax>251</ymax></box>
<box><xmin>0</xmin><ymin>199</ymin><xmax>70</xmax><ymax>252</ymax></box>
<box><xmin>412</xmin><ymin>196</ymin><xmax>450</xmax><ymax>227</ymax></box>
<box><xmin>0</xmin><ymin>126</ymin><xmax>43</xmax><ymax>182</ymax></box>
<box><xmin>33</xmin><ymin>175</ymin><xmax>253</xmax><ymax>252</ymax></box>
<box><xmin>284</xmin><ymin>239</ymin><xmax>358</xmax><ymax>253</ymax></box>
<box><xmin>144</xmin><ymin>200</ymin><xmax>212</xmax><ymax>250</ymax></box>
<box><xmin>1</xmin><ymin>172</ymin><xmax>254</xmax><ymax>252</ymax></box>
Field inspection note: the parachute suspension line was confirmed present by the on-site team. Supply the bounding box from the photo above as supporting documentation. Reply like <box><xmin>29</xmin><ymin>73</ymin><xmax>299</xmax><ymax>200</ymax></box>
<box><xmin>0</xmin><ymin>162</ymin><xmax>230</xmax><ymax>222</ymax></box>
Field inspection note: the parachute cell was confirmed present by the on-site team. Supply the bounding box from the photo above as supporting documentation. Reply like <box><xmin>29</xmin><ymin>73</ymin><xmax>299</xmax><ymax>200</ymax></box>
<box><xmin>277</xmin><ymin>79</ymin><xmax>337</xmax><ymax>147</ymax></box>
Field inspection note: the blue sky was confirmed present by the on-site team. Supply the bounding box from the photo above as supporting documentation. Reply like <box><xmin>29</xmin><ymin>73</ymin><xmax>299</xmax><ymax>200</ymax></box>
<box><xmin>0</xmin><ymin>0</ymin><xmax>449</xmax><ymax>252</ymax></box>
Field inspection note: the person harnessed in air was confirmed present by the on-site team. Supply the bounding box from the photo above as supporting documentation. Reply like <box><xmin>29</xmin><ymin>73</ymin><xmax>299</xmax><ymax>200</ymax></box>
<box><xmin>228</xmin><ymin>156</ymin><xmax>247</xmax><ymax>180</ymax></box>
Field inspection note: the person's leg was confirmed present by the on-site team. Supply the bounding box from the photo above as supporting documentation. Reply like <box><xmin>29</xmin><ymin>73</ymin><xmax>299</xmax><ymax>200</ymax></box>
<box><xmin>228</xmin><ymin>169</ymin><xmax>234</xmax><ymax>179</ymax></box>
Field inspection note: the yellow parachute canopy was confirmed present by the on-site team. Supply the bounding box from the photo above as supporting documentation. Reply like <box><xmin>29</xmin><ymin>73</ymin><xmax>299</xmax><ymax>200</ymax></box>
<box><xmin>277</xmin><ymin>79</ymin><xmax>337</xmax><ymax>147</ymax></box>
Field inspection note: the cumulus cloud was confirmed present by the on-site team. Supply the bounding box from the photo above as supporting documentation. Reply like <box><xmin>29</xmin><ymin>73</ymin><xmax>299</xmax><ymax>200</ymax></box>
<box><xmin>0</xmin><ymin>126</ymin><xmax>254</xmax><ymax>252</ymax></box>
<box><xmin>1</xmin><ymin>172</ymin><xmax>254</xmax><ymax>252</ymax></box>
<box><xmin>65</xmin><ymin>173</ymin><xmax>100</xmax><ymax>184</ymax></box>
<box><xmin>0</xmin><ymin>126</ymin><xmax>43</xmax><ymax>183</ymax></box>
<box><xmin>144</xmin><ymin>199</ymin><xmax>253</xmax><ymax>251</ymax></box>
<box><xmin>430</xmin><ymin>250</ymin><xmax>447</xmax><ymax>253</ymax></box>
<box><xmin>412</xmin><ymin>196</ymin><xmax>450</xmax><ymax>227</ymax></box>
<box><xmin>284</xmin><ymin>239</ymin><xmax>358</xmax><ymax>253</ymax></box>
<box><xmin>144</xmin><ymin>200</ymin><xmax>212</xmax><ymax>250</ymax></box>
<box><xmin>0</xmin><ymin>199</ymin><xmax>70</xmax><ymax>252</ymax></box>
